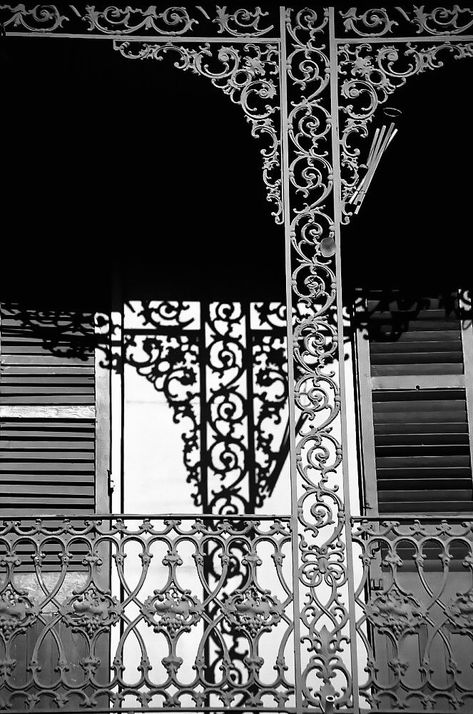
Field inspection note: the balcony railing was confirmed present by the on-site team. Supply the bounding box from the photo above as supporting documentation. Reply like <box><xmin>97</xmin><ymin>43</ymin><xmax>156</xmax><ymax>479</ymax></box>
<box><xmin>1</xmin><ymin>515</ymin><xmax>473</xmax><ymax>712</ymax></box>
<box><xmin>352</xmin><ymin>518</ymin><xmax>473</xmax><ymax>713</ymax></box>
<box><xmin>0</xmin><ymin>515</ymin><xmax>294</xmax><ymax>711</ymax></box>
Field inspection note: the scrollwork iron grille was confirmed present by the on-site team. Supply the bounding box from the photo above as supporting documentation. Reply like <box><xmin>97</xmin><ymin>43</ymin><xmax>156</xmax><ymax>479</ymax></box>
<box><xmin>3</xmin><ymin>5</ymin><xmax>473</xmax><ymax>712</ymax></box>
<box><xmin>0</xmin><ymin>516</ymin><xmax>294</xmax><ymax>711</ymax></box>
<box><xmin>352</xmin><ymin>518</ymin><xmax>473</xmax><ymax>713</ymax></box>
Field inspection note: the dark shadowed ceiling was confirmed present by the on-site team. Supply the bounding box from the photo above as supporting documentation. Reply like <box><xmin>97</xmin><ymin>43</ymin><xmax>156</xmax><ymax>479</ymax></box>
<box><xmin>342</xmin><ymin>57</ymin><xmax>473</xmax><ymax>298</ymax></box>
<box><xmin>2</xmin><ymin>29</ymin><xmax>472</xmax><ymax>309</ymax></box>
<box><xmin>3</xmin><ymin>34</ymin><xmax>284</xmax><ymax>307</ymax></box>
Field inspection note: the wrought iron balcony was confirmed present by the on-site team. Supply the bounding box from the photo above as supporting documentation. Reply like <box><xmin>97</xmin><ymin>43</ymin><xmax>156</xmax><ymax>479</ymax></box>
<box><xmin>0</xmin><ymin>515</ymin><xmax>294</xmax><ymax>711</ymax></box>
<box><xmin>1</xmin><ymin>515</ymin><xmax>473</xmax><ymax>712</ymax></box>
<box><xmin>352</xmin><ymin>517</ymin><xmax>473</xmax><ymax>712</ymax></box>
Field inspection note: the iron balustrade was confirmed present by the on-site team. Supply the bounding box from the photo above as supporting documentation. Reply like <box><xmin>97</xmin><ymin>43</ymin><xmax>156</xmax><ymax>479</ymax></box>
<box><xmin>0</xmin><ymin>515</ymin><xmax>293</xmax><ymax>712</ymax></box>
<box><xmin>352</xmin><ymin>517</ymin><xmax>473</xmax><ymax>712</ymax></box>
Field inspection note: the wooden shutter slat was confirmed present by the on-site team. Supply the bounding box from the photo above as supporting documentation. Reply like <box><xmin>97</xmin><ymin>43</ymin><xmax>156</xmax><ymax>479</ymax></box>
<box><xmin>371</xmin><ymin>363</ymin><xmax>464</xmax><ymax>376</ymax></box>
<box><xmin>376</xmin><ymin>432</ymin><xmax>469</xmax><ymax>444</ymax></box>
<box><xmin>0</xmin><ymin>450</ymin><xmax>94</xmax><ymax>460</ymax></box>
<box><xmin>376</xmin><ymin>444</ymin><xmax>470</xmax><ymax>455</ymax></box>
<box><xmin>385</xmin><ymin>330</ymin><xmax>463</xmax><ymax>342</ymax></box>
<box><xmin>371</xmin><ymin>352</ymin><xmax>463</xmax><ymax>365</ymax></box>
<box><xmin>0</xmin><ymin>461</ymin><xmax>93</xmax><ymax>471</ymax></box>
<box><xmin>369</xmin><ymin>318</ymin><xmax>459</xmax><ymax>331</ymax></box>
<box><xmin>1</xmin><ymin>386</ymin><xmax>94</xmax><ymax>394</ymax></box>
<box><xmin>373</xmin><ymin>398</ymin><xmax>466</xmax><ymax>411</ymax></box>
<box><xmin>371</xmin><ymin>340</ymin><xmax>462</xmax><ymax>354</ymax></box>
<box><xmin>374</xmin><ymin>411</ymin><xmax>466</xmax><ymax>423</ymax></box>
<box><xmin>374</xmin><ymin>422</ymin><xmax>468</xmax><ymax>434</ymax></box>
<box><xmin>0</xmin><ymin>473</ymin><xmax>94</xmax><ymax>483</ymax></box>
<box><xmin>1</xmin><ymin>496</ymin><xmax>94</xmax><ymax>505</ymax></box>
<box><xmin>1</xmin><ymin>354</ymin><xmax>93</xmax><ymax>365</ymax></box>
<box><xmin>2</xmin><ymin>366</ymin><xmax>94</xmax><ymax>375</ymax></box>
<box><xmin>379</xmin><ymin>501</ymin><xmax>473</xmax><ymax>513</ymax></box>
<box><xmin>376</xmin><ymin>455</ymin><xmax>470</xmax><ymax>467</ymax></box>
<box><xmin>0</xmin><ymin>395</ymin><xmax>94</xmax><ymax>404</ymax></box>
<box><xmin>0</xmin><ymin>440</ymin><xmax>94</xmax><ymax>449</ymax></box>
<box><xmin>378</xmin><ymin>489</ymin><xmax>472</xmax><ymax>501</ymax></box>
<box><xmin>0</xmin><ymin>484</ymin><xmax>95</xmax><ymax>496</ymax></box>
<box><xmin>377</xmin><ymin>468</ymin><xmax>471</xmax><ymax>479</ymax></box>
<box><xmin>1</xmin><ymin>377</ymin><xmax>94</xmax><ymax>385</ymax></box>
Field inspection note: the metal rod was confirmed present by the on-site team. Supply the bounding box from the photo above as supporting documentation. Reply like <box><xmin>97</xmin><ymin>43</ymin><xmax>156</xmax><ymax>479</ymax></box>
<box><xmin>352</xmin><ymin>515</ymin><xmax>473</xmax><ymax>522</ymax></box>
<box><xmin>329</xmin><ymin>8</ymin><xmax>360</xmax><ymax>713</ymax></box>
<box><xmin>279</xmin><ymin>8</ymin><xmax>303</xmax><ymax>714</ymax></box>
<box><xmin>8</xmin><ymin>512</ymin><xmax>291</xmax><ymax>521</ymax></box>
<box><xmin>6</xmin><ymin>31</ymin><xmax>281</xmax><ymax>43</ymax></box>
<box><xmin>335</xmin><ymin>33</ymin><xmax>473</xmax><ymax>44</ymax></box>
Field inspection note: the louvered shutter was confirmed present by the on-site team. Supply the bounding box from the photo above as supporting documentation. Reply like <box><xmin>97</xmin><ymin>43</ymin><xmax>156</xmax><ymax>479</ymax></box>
<box><xmin>0</xmin><ymin>304</ymin><xmax>110</xmax><ymax>518</ymax></box>
<box><xmin>355</xmin><ymin>291</ymin><xmax>473</xmax><ymax>515</ymax></box>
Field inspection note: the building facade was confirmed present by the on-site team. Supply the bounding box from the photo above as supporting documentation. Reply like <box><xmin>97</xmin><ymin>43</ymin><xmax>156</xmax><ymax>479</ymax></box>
<box><xmin>1</xmin><ymin>3</ymin><xmax>473</xmax><ymax>712</ymax></box>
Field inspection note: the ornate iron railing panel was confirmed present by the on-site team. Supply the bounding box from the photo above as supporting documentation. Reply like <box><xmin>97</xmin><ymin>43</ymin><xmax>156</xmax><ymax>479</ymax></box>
<box><xmin>352</xmin><ymin>518</ymin><xmax>473</xmax><ymax>712</ymax></box>
<box><xmin>0</xmin><ymin>516</ymin><xmax>294</xmax><ymax>711</ymax></box>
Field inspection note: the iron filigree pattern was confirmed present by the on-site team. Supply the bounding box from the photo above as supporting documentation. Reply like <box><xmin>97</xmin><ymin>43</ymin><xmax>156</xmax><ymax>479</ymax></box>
<box><xmin>338</xmin><ymin>5</ymin><xmax>473</xmax><ymax>38</ymax></box>
<box><xmin>81</xmin><ymin>6</ymin><xmax>199</xmax><ymax>36</ymax></box>
<box><xmin>214</xmin><ymin>6</ymin><xmax>275</xmax><ymax>37</ymax></box>
<box><xmin>285</xmin><ymin>9</ymin><xmax>351</xmax><ymax>711</ymax></box>
<box><xmin>0</xmin><ymin>516</ymin><xmax>293</xmax><ymax>711</ymax></box>
<box><xmin>338</xmin><ymin>41</ymin><xmax>473</xmax><ymax>221</ymax></box>
<box><xmin>352</xmin><ymin>519</ymin><xmax>473</xmax><ymax>712</ymax></box>
<box><xmin>0</xmin><ymin>4</ymin><xmax>69</xmax><ymax>32</ymax></box>
<box><xmin>114</xmin><ymin>39</ymin><xmax>282</xmax><ymax>223</ymax></box>
<box><xmin>0</xmin><ymin>5</ymin><xmax>279</xmax><ymax>38</ymax></box>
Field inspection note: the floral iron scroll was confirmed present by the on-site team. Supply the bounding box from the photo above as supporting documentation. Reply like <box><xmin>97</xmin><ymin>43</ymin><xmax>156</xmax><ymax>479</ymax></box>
<box><xmin>113</xmin><ymin>39</ymin><xmax>283</xmax><ymax>224</ymax></box>
<box><xmin>3</xmin><ymin>5</ymin><xmax>473</xmax><ymax>712</ymax></box>
<box><xmin>284</xmin><ymin>8</ymin><xmax>351</xmax><ymax>711</ymax></box>
<box><xmin>339</xmin><ymin>40</ymin><xmax>473</xmax><ymax>222</ymax></box>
